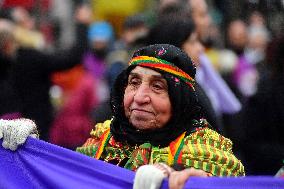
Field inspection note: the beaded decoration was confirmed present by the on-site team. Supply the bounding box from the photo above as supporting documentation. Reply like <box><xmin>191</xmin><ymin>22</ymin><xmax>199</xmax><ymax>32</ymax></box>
<box><xmin>129</xmin><ymin>56</ymin><xmax>195</xmax><ymax>90</ymax></box>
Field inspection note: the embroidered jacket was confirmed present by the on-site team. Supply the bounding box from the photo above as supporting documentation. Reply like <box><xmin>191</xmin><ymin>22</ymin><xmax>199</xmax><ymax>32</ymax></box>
<box><xmin>76</xmin><ymin>120</ymin><xmax>245</xmax><ymax>176</ymax></box>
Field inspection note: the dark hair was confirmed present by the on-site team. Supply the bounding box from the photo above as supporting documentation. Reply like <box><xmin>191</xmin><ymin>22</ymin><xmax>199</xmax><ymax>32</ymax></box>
<box><xmin>157</xmin><ymin>1</ymin><xmax>190</xmax><ymax>22</ymax></box>
<box><xmin>266</xmin><ymin>35</ymin><xmax>284</xmax><ymax>80</ymax></box>
<box><xmin>147</xmin><ymin>18</ymin><xmax>195</xmax><ymax>48</ymax></box>
<box><xmin>110</xmin><ymin>44</ymin><xmax>202</xmax><ymax>147</ymax></box>
<box><xmin>123</xmin><ymin>14</ymin><xmax>146</xmax><ymax>30</ymax></box>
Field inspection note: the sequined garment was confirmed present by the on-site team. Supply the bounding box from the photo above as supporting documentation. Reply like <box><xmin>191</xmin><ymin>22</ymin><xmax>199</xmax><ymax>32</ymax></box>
<box><xmin>76</xmin><ymin>120</ymin><xmax>245</xmax><ymax>176</ymax></box>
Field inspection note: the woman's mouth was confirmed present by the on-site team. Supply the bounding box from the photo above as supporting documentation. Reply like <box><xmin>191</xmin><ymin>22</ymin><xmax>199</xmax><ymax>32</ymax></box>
<box><xmin>131</xmin><ymin>109</ymin><xmax>154</xmax><ymax>116</ymax></box>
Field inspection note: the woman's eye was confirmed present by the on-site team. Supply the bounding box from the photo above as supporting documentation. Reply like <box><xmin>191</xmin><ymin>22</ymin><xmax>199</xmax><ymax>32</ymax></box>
<box><xmin>153</xmin><ymin>84</ymin><xmax>162</xmax><ymax>89</ymax></box>
<box><xmin>152</xmin><ymin>82</ymin><xmax>165</xmax><ymax>90</ymax></box>
<box><xmin>129</xmin><ymin>78</ymin><xmax>140</xmax><ymax>86</ymax></box>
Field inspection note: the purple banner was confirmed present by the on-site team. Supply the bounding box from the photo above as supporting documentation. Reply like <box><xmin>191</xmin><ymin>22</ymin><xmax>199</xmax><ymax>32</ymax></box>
<box><xmin>0</xmin><ymin>138</ymin><xmax>134</xmax><ymax>189</ymax></box>
<box><xmin>0</xmin><ymin>138</ymin><xmax>283</xmax><ymax>189</ymax></box>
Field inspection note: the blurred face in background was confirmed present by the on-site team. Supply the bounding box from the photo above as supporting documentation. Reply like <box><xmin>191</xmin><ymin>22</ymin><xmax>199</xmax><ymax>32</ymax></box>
<box><xmin>249</xmin><ymin>11</ymin><xmax>265</xmax><ymax>27</ymax></box>
<box><xmin>182</xmin><ymin>32</ymin><xmax>204</xmax><ymax>66</ymax></box>
<box><xmin>124</xmin><ymin>66</ymin><xmax>172</xmax><ymax>130</ymax></box>
<box><xmin>227</xmin><ymin>20</ymin><xmax>248</xmax><ymax>54</ymax></box>
<box><xmin>12</xmin><ymin>7</ymin><xmax>35</xmax><ymax>30</ymax></box>
<box><xmin>90</xmin><ymin>39</ymin><xmax>109</xmax><ymax>59</ymax></box>
<box><xmin>122</xmin><ymin>25</ymin><xmax>148</xmax><ymax>46</ymax></box>
<box><xmin>189</xmin><ymin>0</ymin><xmax>211</xmax><ymax>42</ymax></box>
<box><xmin>0</xmin><ymin>19</ymin><xmax>18</xmax><ymax>57</ymax></box>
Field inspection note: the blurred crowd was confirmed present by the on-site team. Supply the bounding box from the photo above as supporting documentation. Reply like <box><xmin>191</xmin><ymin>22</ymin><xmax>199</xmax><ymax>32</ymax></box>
<box><xmin>0</xmin><ymin>0</ymin><xmax>283</xmax><ymax>176</ymax></box>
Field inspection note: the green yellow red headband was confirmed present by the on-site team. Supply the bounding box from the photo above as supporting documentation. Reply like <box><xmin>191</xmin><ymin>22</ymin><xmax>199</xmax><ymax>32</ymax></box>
<box><xmin>129</xmin><ymin>56</ymin><xmax>195</xmax><ymax>90</ymax></box>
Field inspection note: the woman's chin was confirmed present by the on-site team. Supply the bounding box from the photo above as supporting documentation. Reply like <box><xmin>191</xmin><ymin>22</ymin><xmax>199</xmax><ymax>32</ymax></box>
<box><xmin>130</xmin><ymin>118</ymin><xmax>158</xmax><ymax>131</ymax></box>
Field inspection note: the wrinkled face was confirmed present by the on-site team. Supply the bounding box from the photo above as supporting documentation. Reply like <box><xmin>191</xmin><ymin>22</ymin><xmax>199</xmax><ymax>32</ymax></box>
<box><xmin>124</xmin><ymin>66</ymin><xmax>172</xmax><ymax>130</ymax></box>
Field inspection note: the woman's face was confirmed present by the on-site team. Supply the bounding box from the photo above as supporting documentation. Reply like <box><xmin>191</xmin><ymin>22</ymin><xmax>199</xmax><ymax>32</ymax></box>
<box><xmin>124</xmin><ymin>66</ymin><xmax>172</xmax><ymax>130</ymax></box>
<box><xmin>182</xmin><ymin>32</ymin><xmax>204</xmax><ymax>66</ymax></box>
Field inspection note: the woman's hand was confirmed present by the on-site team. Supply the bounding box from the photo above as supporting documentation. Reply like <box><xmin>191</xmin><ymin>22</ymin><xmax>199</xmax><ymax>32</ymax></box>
<box><xmin>0</xmin><ymin>119</ymin><xmax>38</xmax><ymax>151</ymax></box>
<box><xmin>133</xmin><ymin>163</ymin><xmax>174</xmax><ymax>189</ymax></box>
<box><xmin>133</xmin><ymin>163</ymin><xmax>210</xmax><ymax>189</ymax></box>
<box><xmin>169</xmin><ymin>167</ymin><xmax>210</xmax><ymax>189</ymax></box>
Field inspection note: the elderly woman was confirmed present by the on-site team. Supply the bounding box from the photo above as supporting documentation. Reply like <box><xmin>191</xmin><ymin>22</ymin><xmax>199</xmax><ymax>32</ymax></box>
<box><xmin>0</xmin><ymin>44</ymin><xmax>244</xmax><ymax>189</ymax></box>
<box><xmin>77</xmin><ymin>44</ymin><xmax>245</xmax><ymax>186</ymax></box>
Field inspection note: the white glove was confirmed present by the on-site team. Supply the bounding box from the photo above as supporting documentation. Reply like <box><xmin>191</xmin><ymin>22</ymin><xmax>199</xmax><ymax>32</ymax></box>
<box><xmin>133</xmin><ymin>163</ymin><xmax>173</xmax><ymax>189</ymax></box>
<box><xmin>0</xmin><ymin>118</ymin><xmax>39</xmax><ymax>151</ymax></box>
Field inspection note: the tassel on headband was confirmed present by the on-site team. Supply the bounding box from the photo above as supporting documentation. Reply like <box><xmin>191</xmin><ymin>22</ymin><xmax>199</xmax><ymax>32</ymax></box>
<box><xmin>129</xmin><ymin>56</ymin><xmax>195</xmax><ymax>90</ymax></box>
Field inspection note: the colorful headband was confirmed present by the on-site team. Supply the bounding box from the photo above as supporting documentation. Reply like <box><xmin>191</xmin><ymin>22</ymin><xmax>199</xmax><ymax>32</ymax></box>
<box><xmin>129</xmin><ymin>56</ymin><xmax>195</xmax><ymax>90</ymax></box>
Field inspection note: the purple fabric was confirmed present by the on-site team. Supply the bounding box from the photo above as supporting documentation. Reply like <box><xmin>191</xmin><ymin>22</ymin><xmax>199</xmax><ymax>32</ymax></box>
<box><xmin>0</xmin><ymin>138</ymin><xmax>134</xmax><ymax>189</ymax></box>
<box><xmin>83</xmin><ymin>52</ymin><xmax>106</xmax><ymax>80</ymax></box>
<box><xmin>0</xmin><ymin>137</ymin><xmax>283</xmax><ymax>189</ymax></box>
<box><xmin>162</xmin><ymin>176</ymin><xmax>284</xmax><ymax>189</ymax></box>
<box><xmin>232</xmin><ymin>54</ymin><xmax>258</xmax><ymax>97</ymax></box>
<box><xmin>232</xmin><ymin>55</ymin><xmax>252</xmax><ymax>85</ymax></box>
<box><xmin>196</xmin><ymin>54</ymin><xmax>241</xmax><ymax>114</ymax></box>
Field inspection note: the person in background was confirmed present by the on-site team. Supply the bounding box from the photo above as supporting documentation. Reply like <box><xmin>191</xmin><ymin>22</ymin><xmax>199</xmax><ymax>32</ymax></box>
<box><xmin>0</xmin><ymin>19</ymin><xmax>22</xmax><ymax>120</ymax></box>
<box><xmin>10</xmin><ymin>6</ymin><xmax>45</xmax><ymax>50</ymax></box>
<box><xmin>240</xmin><ymin>11</ymin><xmax>271</xmax><ymax>98</ymax></box>
<box><xmin>114</xmin><ymin>14</ymin><xmax>149</xmax><ymax>54</ymax></box>
<box><xmin>185</xmin><ymin>0</ymin><xmax>243</xmax><ymax>154</ymax></box>
<box><xmin>91</xmin><ymin>15</ymin><xmax>149</xmax><ymax>123</ymax></box>
<box><xmin>49</xmin><ymin>64</ymin><xmax>97</xmax><ymax>150</ymax></box>
<box><xmin>188</xmin><ymin>0</ymin><xmax>242</xmax><ymax>117</ymax></box>
<box><xmin>151</xmin><ymin>1</ymin><xmax>241</xmax><ymax>135</ymax></box>
<box><xmin>0</xmin><ymin>4</ymin><xmax>91</xmax><ymax>141</ymax></box>
<box><xmin>83</xmin><ymin>21</ymin><xmax>114</xmax><ymax>105</ymax></box>
<box><xmin>147</xmin><ymin>14</ymin><xmax>223</xmax><ymax>133</ymax></box>
<box><xmin>0</xmin><ymin>44</ymin><xmax>245</xmax><ymax>189</ymax></box>
<box><xmin>241</xmin><ymin>35</ymin><xmax>284</xmax><ymax>175</ymax></box>
<box><xmin>91</xmin><ymin>50</ymin><xmax>129</xmax><ymax>123</ymax></box>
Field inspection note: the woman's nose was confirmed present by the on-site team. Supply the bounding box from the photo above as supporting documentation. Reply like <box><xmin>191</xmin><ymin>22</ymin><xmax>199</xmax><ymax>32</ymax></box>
<box><xmin>133</xmin><ymin>84</ymin><xmax>151</xmax><ymax>104</ymax></box>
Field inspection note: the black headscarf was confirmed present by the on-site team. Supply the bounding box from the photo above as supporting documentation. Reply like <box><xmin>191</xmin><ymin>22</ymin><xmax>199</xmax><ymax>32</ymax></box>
<box><xmin>110</xmin><ymin>44</ymin><xmax>203</xmax><ymax>147</ymax></box>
